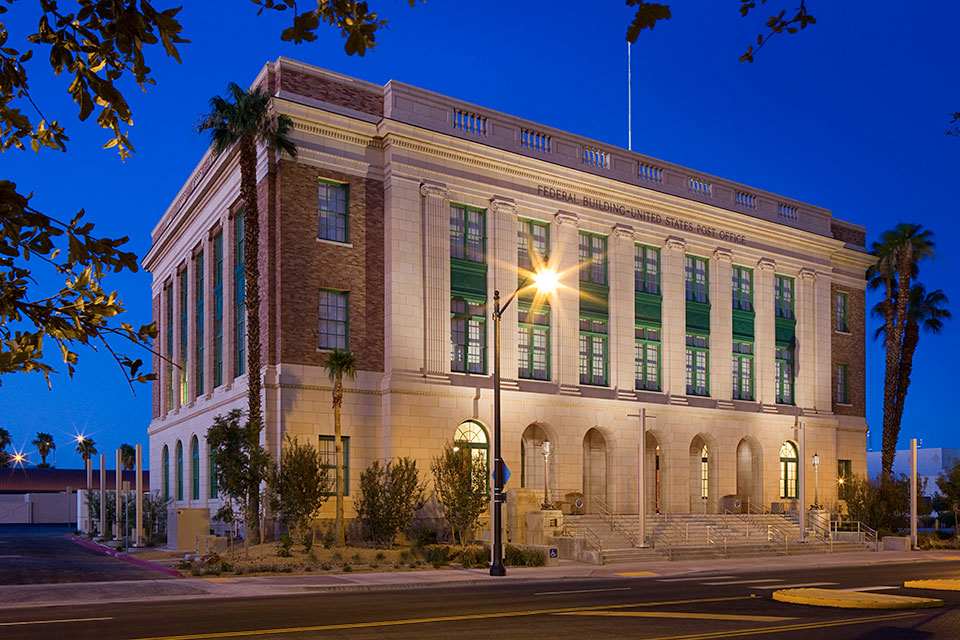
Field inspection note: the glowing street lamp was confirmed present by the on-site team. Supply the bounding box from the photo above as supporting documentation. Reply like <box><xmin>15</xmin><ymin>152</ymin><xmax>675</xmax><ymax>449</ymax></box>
<box><xmin>811</xmin><ymin>452</ymin><xmax>821</xmax><ymax>510</ymax></box>
<box><xmin>489</xmin><ymin>267</ymin><xmax>557</xmax><ymax>576</ymax></box>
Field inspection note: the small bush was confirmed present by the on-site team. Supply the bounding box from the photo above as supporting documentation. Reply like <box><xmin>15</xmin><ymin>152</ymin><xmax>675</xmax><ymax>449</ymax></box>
<box><xmin>398</xmin><ymin>550</ymin><xmax>410</xmax><ymax>563</ymax></box>
<box><xmin>303</xmin><ymin>535</ymin><xmax>313</xmax><ymax>553</ymax></box>
<box><xmin>320</xmin><ymin>563</ymin><xmax>332</xmax><ymax>571</ymax></box>
<box><xmin>458</xmin><ymin>545</ymin><xmax>489</xmax><ymax>569</ymax></box>
<box><xmin>375</xmin><ymin>551</ymin><xmax>386</xmax><ymax>562</ymax></box>
<box><xmin>414</xmin><ymin>525</ymin><xmax>438</xmax><ymax>547</ymax></box>
<box><xmin>342</xmin><ymin>564</ymin><xmax>353</xmax><ymax>572</ymax></box>
<box><xmin>369</xmin><ymin>562</ymin><xmax>379</xmax><ymax>569</ymax></box>
<box><xmin>351</xmin><ymin>553</ymin><xmax>364</xmax><ymax>565</ymax></box>
<box><xmin>393</xmin><ymin>562</ymin><xmax>401</xmax><ymax>569</ymax></box>
<box><xmin>277</xmin><ymin>535</ymin><xmax>293</xmax><ymax>558</ymax></box>
<box><xmin>323</xmin><ymin>527</ymin><xmax>335</xmax><ymax>549</ymax></box>
<box><xmin>423</xmin><ymin>544</ymin><xmax>453</xmax><ymax>566</ymax></box>
<box><xmin>331</xmin><ymin>550</ymin><xmax>343</xmax><ymax>563</ymax></box>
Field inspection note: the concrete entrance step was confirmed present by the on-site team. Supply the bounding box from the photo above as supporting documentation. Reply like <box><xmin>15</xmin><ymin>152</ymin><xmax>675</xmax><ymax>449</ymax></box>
<box><xmin>600</xmin><ymin>547</ymin><xmax>664</xmax><ymax>564</ymax></box>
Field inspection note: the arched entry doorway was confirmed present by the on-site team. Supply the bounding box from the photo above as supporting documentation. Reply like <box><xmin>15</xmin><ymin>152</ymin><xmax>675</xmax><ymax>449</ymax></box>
<box><xmin>582</xmin><ymin>428</ymin><xmax>609</xmax><ymax>513</ymax></box>
<box><xmin>689</xmin><ymin>434</ymin><xmax>717</xmax><ymax>513</ymax></box>
<box><xmin>736</xmin><ymin>437</ymin><xmax>763</xmax><ymax>512</ymax></box>
<box><xmin>520</xmin><ymin>423</ymin><xmax>558</xmax><ymax>503</ymax></box>
<box><xmin>644</xmin><ymin>431</ymin><xmax>666</xmax><ymax>514</ymax></box>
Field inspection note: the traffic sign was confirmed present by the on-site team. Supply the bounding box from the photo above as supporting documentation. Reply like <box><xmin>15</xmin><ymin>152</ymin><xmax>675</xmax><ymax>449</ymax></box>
<box><xmin>492</xmin><ymin>459</ymin><xmax>511</xmax><ymax>487</ymax></box>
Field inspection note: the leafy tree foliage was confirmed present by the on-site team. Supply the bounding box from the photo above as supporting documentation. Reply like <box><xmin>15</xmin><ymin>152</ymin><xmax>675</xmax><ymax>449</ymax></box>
<box><xmin>206</xmin><ymin>409</ymin><xmax>268</xmax><ymax>546</ymax></box>
<box><xmin>31</xmin><ymin>431</ymin><xmax>54</xmax><ymax>467</ymax></box>
<box><xmin>270</xmin><ymin>435</ymin><xmax>329</xmax><ymax>547</ymax></box>
<box><xmin>430</xmin><ymin>444</ymin><xmax>489</xmax><ymax>545</ymax></box>
<box><xmin>355</xmin><ymin>457</ymin><xmax>426</xmax><ymax>547</ymax></box>
<box><xmin>845</xmin><ymin>473</ymin><xmax>929</xmax><ymax>533</ymax></box>
<box><xmin>937</xmin><ymin>460</ymin><xmax>960</xmax><ymax>539</ymax></box>
<box><xmin>0</xmin><ymin>426</ymin><xmax>10</xmax><ymax>467</ymax></box>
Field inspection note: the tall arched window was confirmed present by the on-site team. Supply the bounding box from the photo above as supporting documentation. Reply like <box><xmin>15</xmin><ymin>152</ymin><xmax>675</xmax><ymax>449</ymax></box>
<box><xmin>780</xmin><ymin>441</ymin><xmax>799</xmax><ymax>499</ymax></box>
<box><xmin>190</xmin><ymin>436</ymin><xmax>199</xmax><ymax>500</ymax></box>
<box><xmin>700</xmin><ymin>444</ymin><xmax>709</xmax><ymax>499</ymax></box>
<box><xmin>454</xmin><ymin>420</ymin><xmax>489</xmax><ymax>480</ymax></box>
<box><xmin>162</xmin><ymin>445</ymin><xmax>169</xmax><ymax>501</ymax></box>
<box><xmin>209</xmin><ymin>441</ymin><xmax>218</xmax><ymax>499</ymax></box>
<box><xmin>175</xmin><ymin>440</ymin><xmax>183</xmax><ymax>501</ymax></box>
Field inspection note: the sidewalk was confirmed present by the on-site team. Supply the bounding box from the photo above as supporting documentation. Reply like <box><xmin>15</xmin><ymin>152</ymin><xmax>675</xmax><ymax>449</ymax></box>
<box><xmin>1</xmin><ymin>548</ymin><xmax>956</xmax><ymax>611</ymax></box>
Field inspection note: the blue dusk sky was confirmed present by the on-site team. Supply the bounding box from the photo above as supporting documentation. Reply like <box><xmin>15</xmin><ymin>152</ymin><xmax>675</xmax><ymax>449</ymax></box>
<box><xmin>1</xmin><ymin>2</ymin><xmax>957</xmax><ymax>469</ymax></box>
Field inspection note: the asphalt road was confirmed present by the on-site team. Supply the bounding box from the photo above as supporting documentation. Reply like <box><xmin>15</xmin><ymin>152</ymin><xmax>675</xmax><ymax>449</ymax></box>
<box><xmin>0</xmin><ymin>524</ymin><xmax>171</xmax><ymax>584</ymax></box>
<box><xmin>3</xmin><ymin>560</ymin><xmax>960</xmax><ymax>639</ymax></box>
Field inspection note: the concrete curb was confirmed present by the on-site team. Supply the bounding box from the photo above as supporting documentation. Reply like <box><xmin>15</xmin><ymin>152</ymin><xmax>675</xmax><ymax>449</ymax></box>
<box><xmin>772</xmin><ymin>587</ymin><xmax>943</xmax><ymax>609</ymax></box>
<box><xmin>904</xmin><ymin>579</ymin><xmax>960</xmax><ymax>591</ymax></box>
<box><xmin>66</xmin><ymin>535</ymin><xmax>184</xmax><ymax>578</ymax></box>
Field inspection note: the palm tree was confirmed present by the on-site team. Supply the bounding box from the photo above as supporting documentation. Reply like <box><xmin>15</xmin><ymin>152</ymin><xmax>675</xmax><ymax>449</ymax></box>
<box><xmin>324</xmin><ymin>349</ymin><xmax>356</xmax><ymax>548</ymax></box>
<box><xmin>120</xmin><ymin>443</ymin><xmax>136</xmax><ymax>471</ymax></box>
<box><xmin>0</xmin><ymin>427</ymin><xmax>11</xmax><ymax>468</ymax></box>
<box><xmin>76</xmin><ymin>437</ymin><xmax>97</xmax><ymax>466</ymax></box>
<box><xmin>32</xmin><ymin>432</ymin><xmax>55</xmax><ymax>468</ymax></box>
<box><xmin>868</xmin><ymin>223</ymin><xmax>936</xmax><ymax>479</ymax></box>
<box><xmin>199</xmin><ymin>82</ymin><xmax>297</xmax><ymax>543</ymax></box>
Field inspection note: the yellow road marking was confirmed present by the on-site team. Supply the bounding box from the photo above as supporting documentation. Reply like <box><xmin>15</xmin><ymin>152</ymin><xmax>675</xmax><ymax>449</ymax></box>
<box><xmin>127</xmin><ymin>595</ymin><xmax>751</xmax><ymax>640</ymax></box>
<box><xmin>617</xmin><ymin>571</ymin><xmax>658</xmax><ymax>576</ymax></box>
<box><xmin>905</xmin><ymin>579</ymin><xmax>960</xmax><ymax>591</ymax></box>
<box><xmin>0</xmin><ymin>617</ymin><xmax>113</xmax><ymax>627</ymax></box>
<box><xmin>203</xmin><ymin>577</ymin><xmax>236</xmax><ymax>583</ymax></box>
<box><xmin>627</xmin><ymin>612</ymin><xmax>918</xmax><ymax>640</ymax></box>
<box><xmin>936</xmin><ymin>555</ymin><xmax>960</xmax><ymax>560</ymax></box>
<box><xmin>554</xmin><ymin>611</ymin><xmax>795</xmax><ymax>622</ymax></box>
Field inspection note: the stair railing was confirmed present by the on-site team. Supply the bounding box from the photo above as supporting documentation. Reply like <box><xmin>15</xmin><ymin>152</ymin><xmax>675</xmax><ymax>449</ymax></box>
<box><xmin>592</xmin><ymin>496</ymin><xmax>638</xmax><ymax>547</ymax></box>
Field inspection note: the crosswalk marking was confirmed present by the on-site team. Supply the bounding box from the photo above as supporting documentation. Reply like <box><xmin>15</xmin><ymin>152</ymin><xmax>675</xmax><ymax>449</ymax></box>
<box><xmin>701</xmin><ymin>579</ymin><xmax>783</xmax><ymax>586</ymax></box>
<box><xmin>658</xmin><ymin>575</ymin><xmax>734</xmax><ymax>582</ymax></box>
<box><xmin>754</xmin><ymin>582</ymin><xmax>837</xmax><ymax>589</ymax></box>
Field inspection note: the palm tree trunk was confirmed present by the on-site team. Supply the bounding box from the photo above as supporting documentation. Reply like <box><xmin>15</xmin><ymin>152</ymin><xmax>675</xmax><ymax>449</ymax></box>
<box><xmin>334</xmin><ymin>373</ymin><xmax>345</xmax><ymax>548</ymax></box>
<box><xmin>893</xmin><ymin>318</ymin><xmax>920</xmax><ymax>431</ymax></box>
<box><xmin>239</xmin><ymin>134</ymin><xmax>263</xmax><ymax>545</ymax></box>
<box><xmin>880</xmin><ymin>280</ymin><xmax>900</xmax><ymax>481</ymax></box>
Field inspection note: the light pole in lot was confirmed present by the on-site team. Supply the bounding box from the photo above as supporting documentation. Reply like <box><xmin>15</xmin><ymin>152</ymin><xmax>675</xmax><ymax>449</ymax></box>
<box><xmin>541</xmin><ymin>440</ymin><xmax>552</xmax><ymax>509</ymax></box>
<box><xmin>812</xmin><ymin>452</ymin><xmax>821</xmax><ymax>510</ymax></box>
<box><xmin>490</xmin><ymin>267</ymin><xmax>558</xmax><ymax>577</ymax></box>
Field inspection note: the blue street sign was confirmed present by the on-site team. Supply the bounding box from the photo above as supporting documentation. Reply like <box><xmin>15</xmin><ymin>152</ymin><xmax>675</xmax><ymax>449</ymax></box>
<box><xmin>492</xmin><ymin>460</ymin><xmax>511</xmax><ymax>487</ymax></box>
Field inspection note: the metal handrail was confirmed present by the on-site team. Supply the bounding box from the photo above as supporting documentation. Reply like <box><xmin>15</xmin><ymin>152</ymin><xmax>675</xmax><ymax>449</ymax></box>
<box><xmin>562</xmin><ymin>523</ymin><xmax>603</xmax><ymax>553</ymax></box>
<box><xmin>592</xmin><ymin>496</ymin><xmax>638</xmax><ymax>547</ymax></box>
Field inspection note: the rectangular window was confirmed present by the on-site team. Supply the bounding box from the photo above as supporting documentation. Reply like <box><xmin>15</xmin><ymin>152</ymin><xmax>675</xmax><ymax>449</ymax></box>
<box><xmin>213</xmin><ymin>231</ymin><xmax>224</xmax><ymax>387</ymax></box>
<box><xmin>319</xmin><ymin>435</ymin><xmax>349</xmax><ymax>496</ymax></box>
<box><xmin>634</xmin><ymin>245</ymin><xmax>660</xmax><ymax>294</ymax></box>
<box><xmin>836</xmin><ymin>363</ymin><xmax>849</xmax><ymax>404</ymax></box>
<box><xmin>451</xmin><ymin>297</ymin><xmax>485</xmax><ymax>373</ymax></box>
<box><xmin>518</xmin><ymin>219</ymin><xmax>549</xmax><ymax>272</ymax></box>
<box><xmin>685</xmin><ymin>334</ymin><xmax>709</xmax><ymax>396</ymax></box>
<box><xmin>235</xmin><ymin>215</ymin><xmax>246</xmax><ymax>377</ymax></box>
<box><xmin>732</xmin><ymin>341</ymin><xmax>754</xmax><ymax>400</ymax></box>
<box><xmin>579</xmin><ymin>316</ymin><xmax>608</xmax><ymax>386</ymax></box>
<box><xmin>775</xmin><ymin>275</ymin><xmax>794</xmax><ymax>319</ymax></box>
<box><xmin>578</xmin><ymin>232</ymin><xmax>607</xmax><ymax>285</ymax></box>
<box><xmin>775</xmin><ymin>346</ymin><xmax>795</xmax><ymax>404</ymax></box>
<box><xmin>732</xmin><ymin>266</ymin><xmax>753</xmax><ymax>311</ymax></box>
<box><xmin>318</xmin><ymin>290</ymin><xmax>349</xmax><ymax>350</ymax></box>
<box><xmin>518</xmin><ymin>306</ymin><xmax>549</xmax><ymax>380</ymax></box>
<box><xmin>166</xmin><ymin>284</ymin><xmax>174</xmax><ymax>410</ymax></box>
<box><xmin>685</xmin><ymin>255</ymin><xmax>709</xmax><ymax>303</ymax></box>
<box><xmin>835</xmin><ymin>291</ymin><xmax>849</xmax><ymax>332</ymax></box>
<box><xmin>195</xmin><ymin>252</ymin><xmax>205</xmax><ymax>397</ymax></box>
<box><xmin>634</xmin><ymin>326</ymin><xmax>661</xmax><ymax>391</ymax></box>
<box><xmin>179</xmin><ymin>268</ymin><xmax>188</xmax><ymax>404</ymax></box>
<box><xmin>318</xmin><ymin>180</ymin><xmax>348</xmax><ymax>243</ymax></box>
<box><xmin>450</xmin><ymin>204</ymin><xmax>485</xmax><ymax>263</ymax></box>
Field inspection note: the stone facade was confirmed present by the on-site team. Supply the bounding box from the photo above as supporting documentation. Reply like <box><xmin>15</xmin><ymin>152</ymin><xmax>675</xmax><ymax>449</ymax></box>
<box><xmin>145</xmin><ymin>58</ymin><xmax>873</xmax><ymax>531</ymax></box>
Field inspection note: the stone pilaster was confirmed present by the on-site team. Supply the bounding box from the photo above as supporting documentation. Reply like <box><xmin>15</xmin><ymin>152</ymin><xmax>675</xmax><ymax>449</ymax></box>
<box><xmin>662</xmin><ymin>236</ymin><xmax>686</xmax><ymax>401</ymax></box>
<box><xmin>490</xmin><ymin>197</ymin><xmax>519</xmax><ymax>384</ymax></box>
<box><xmin>711</xmin><ymin>248</ymin><xmax>734</xmax><ymax>404</ymax></box>
<box><xmin>611</xmin><ymin>224</ymin><xmax>636</xmax><ymax>397</ymax></box>
<box><xmin>161</xmin><ymin>280</ymin><xmax>172</xmax><ymax>415</ymax></box>
<box><xmin>755</xmin><ymin>258</ymin><xmax>777</xmax><ymax>411</ymax></box>
<box><xmin>814</xmin><ymin>270</ymin><xmax>833</xmax><ymax>411</ymax></box>
<box><xmin>554</xmin><ymin>211</ymin><xmax>580</xmax><ymax>394</ymax></box>
<box><xmin>203</xmin><ymin>229</ymin><xmax>216</xmax><ymax>394</ymax></box>
<box><xmin>796</xmin><ymin>268</ymin><xmax>817</xmax><ymax>411</ymax></box>
<box><xmin>419</xmin><ymin>182</ymin><xmax>451</xmax><ymax>377</ymax></box>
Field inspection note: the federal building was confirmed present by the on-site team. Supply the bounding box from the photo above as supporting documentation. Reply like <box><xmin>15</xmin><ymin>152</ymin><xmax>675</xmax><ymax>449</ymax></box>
<box><xmin>145</xmin><ymin>58</ymin><xmax>871</xmax><ymax>540</ymax></box>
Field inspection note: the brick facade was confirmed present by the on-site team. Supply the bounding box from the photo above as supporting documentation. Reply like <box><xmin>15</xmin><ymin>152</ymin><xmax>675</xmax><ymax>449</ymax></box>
<box><xmin>832</xmin><ymin>284</ymin><xmax>866</xmax><ymax>417</ymax></box>
<box><xmin>275</xmin><ymin>161</ymin><xmax>384</xmax><ymax>373</ymax></box>
<box><xmin>277</xmin><ymin>67</ymin><xmax>383</xmax><ymax>118</ymax></box>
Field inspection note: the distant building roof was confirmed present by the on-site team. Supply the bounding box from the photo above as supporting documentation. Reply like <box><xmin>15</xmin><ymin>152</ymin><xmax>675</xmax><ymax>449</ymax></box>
<box><xmin>866</xmin><ymin>447</ymin><xmax>960</xmax><ymax>479</ymax></box>
<box><xmin>0</xmin><ymin>468</ymin><xmax>149</xmax><ymax>494</ymax></box>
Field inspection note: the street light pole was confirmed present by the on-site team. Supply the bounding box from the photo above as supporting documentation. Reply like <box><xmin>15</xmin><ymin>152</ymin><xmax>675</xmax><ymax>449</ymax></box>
<box><xmin>490</xmin><ymin>289</ymin><xmax>506</xmax><ymax>576</ymax></box>
<box><xmin>812</xmin><ymin>452</ymin><xmax>821</xmax><ymax>510</ymax></box>
<box><xmin>541</xmin><ymin>441</ymin><xmax>551</xmax><ymax>509</ymax></box>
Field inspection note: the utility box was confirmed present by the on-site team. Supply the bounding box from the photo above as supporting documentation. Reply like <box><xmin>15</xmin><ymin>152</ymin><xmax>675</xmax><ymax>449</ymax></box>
<box><xmin>167</xmin><ymin>508</ymin><xmax>210</xmax><ymax>552</ymax></box>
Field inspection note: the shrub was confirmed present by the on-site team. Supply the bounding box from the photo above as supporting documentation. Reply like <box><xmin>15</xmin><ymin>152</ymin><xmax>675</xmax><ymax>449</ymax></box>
<box><xmin>423</xmin><ymin>544</ymin><xmax>453</xmax><ymax>566</ymax></box>
<box><xmin>270</xmin><ymin>436</ymin><xmax>330</xmax><ymax>547</ymax></box>
<box><xmin>342</xmin><ymin>563</ymin><xmax>352</xmax><ymax>572</ymax></box>
<box><xmin>458</xmin><ymin>545</ymin><xmax>489</xmax><ymax>568</ymax></box>
<box><xmin>431</xmin><ymin>445</ymin><xmax>489</xmax><ymax>545</ymax></box>
<box><xmin>414</xmin><ymin>525</ymin><xmax>438</xmax><ymax>547</ymax></box>
<box><xmin>351</xmin><ymin>552</ymin><xmax>364</xmax><ymax>565</ymax></box>
<box><xmin>355</xmin><ymin>458</ymin><xmax>427</xmax><ymax>547</ymax></box>
<box><xmin>374</xmin><ymin>551</ymin><xmax>386</xmax><ymax>562</ymax></box>
<box><xmin>277</xmin><ymin>535</ymin><xmax>293</xmax><ymax>557</ymax></box>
